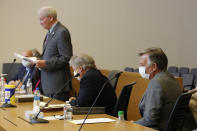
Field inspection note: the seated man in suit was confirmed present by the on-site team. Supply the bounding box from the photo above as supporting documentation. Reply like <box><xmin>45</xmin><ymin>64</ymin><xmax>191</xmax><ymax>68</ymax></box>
<box><xmin>8</xmin><ymin>49</ymin><xmax>41</xmax><ymax>90</ymax></box>
<box><xmin>69</xmin><ymin>54</ymin><xmax>117</xmax><ymax>115</ymax></box>
<box><xmin>134</xmin><ymin>47</ymin><xmax>182</xmax><ymax>130</ymax></box>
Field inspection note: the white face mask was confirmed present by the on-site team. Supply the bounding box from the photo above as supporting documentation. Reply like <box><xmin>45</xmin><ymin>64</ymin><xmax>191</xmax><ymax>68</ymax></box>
<box><xmin>139</xmin><ymin>66</ymin><xmax>150</xmax><ymax>79</ymax></box>
<box><xmin>22</xmin><ymin>59</ymin><xmax>33</xmax><ymax>68</ymax></box>
<box><xmin>74</xmin><ymin>71</ymin><xmax>80</xmax><ymax>81</ymax></box>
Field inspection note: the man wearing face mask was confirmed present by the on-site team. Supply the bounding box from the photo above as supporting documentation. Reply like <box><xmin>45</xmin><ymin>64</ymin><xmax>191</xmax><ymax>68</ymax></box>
<box><xmin>68</xmin><ymin>54</ymin><xmax>117</xmax><ymax>115</ymax></box>
<box><xmin>8</xmin><ymin>50</ymin><xmax>37</xmax><ymax>89</ymax></box>
<box><xmin>134</xmin><ymin>48</ymin><xmax>182</xmax><ymax>130</ymax></box>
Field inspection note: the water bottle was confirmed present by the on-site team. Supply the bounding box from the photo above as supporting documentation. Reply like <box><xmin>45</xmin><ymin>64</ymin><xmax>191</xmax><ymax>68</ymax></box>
<box><xmin>33</xmin><ymin>88</ymin><xmax>40</xmax><ymax>114</ymax></box>
<box><xmin>115</xmin><ymin>111</ymin><xmax>126</xmax><ymax>131</ymax></box>
<box><xmin>0</xmin><ymin>77</ymin><xmax>2</xmax><ymax>91</ymax></box>
<box><xmin>118</xmin><ymin>111</ymin><xmax>124</xmax><ymax>120</ymax></box>
<box><xmin>64</xmin><ymin>101</ymin><xmax>73</xmax><ymax>120</ymax></box>
<box><xmin>0</xmin><ymin>76</ymin><xmax>6</xmax><ymax>103</ymax></box>
<box><xmin>26</xmin><ymin>78</ymin><xmax>32</xmax><ymax>94</ymax></box>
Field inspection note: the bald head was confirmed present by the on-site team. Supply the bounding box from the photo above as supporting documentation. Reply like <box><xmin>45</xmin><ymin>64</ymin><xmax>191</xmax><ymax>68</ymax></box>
<box><xmin>22</xmin><ymin>50</ymin><xmax>33</xmax><ymax>57</ymax></box>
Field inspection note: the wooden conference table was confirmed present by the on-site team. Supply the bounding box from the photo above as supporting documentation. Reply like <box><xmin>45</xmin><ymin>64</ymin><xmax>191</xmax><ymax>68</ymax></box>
<box><xmin>0</xmin><ymin>97</ymin><xmax>156</xmax><ymax>131</ymax></box>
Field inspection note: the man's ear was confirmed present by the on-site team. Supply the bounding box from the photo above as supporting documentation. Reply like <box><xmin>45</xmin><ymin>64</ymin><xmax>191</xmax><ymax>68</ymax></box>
<box><xmin>152</xmin><ymin>63</ymin><xmax>157</xmax><ymax>72</ymax></box>
<box><xmin>78</xmin><ymin>66</ymin><xmax>83</xmax><ymax>72</ymax></box>
<box><xmin>49</xmin><ymin>16</ymin><xmax>54</xmax><ymax>22</ymax></box>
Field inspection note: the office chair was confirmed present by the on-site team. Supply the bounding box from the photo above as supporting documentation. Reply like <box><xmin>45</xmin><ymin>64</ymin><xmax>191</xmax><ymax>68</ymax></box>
<box><xmin>124</xmin><ymin>67</ymin><xmax>134</xmax><ymax>72</ymax></box>
<box><xmin>168</xmin><ymin>66</ymin><xmax>178</xmax><ymax>73</ymax></box>
<box><xmin>134</xmin><ymin>68</ymin><xmax>139</xmax><ymax>73</ymax></box>
<box><xmin>182</xmin><ymin>74</ymin><xmax>194</xmax><ymax>90</ymax></box>
<box><xmin>2</xmin><ymin>63</ymin><xmax>21</xmax><ymax>82</ymax></box>
<box><xmin>164</xmin><ymin>90</ymin><xmax>197</xmax><ymax>131</ymax></box>
<box><xmin>171</xmin><ymin>73</ymin><xmax>180</xmax><ymax>77</ymax></box>
<box><xmin>191</xmin><ymin>68</ymin><xmax>197</xmax><ymax>86</ymax></box>
<box><xmin>107</xmin><ymin>70</ymin><xmax>121</xmax><ymax>91</ymax></box>
<box><xmin>179</xmin><ymin>67</ymin><xmax>190</xmax><ymax>76</ymax></box>
<box><xmin>113</xmin><ymin>82</ymin><xmax>136</xmax><ymax>120</ymax></box>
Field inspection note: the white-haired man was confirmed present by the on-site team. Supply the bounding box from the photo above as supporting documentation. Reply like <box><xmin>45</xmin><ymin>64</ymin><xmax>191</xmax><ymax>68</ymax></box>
<box><xmin>36</xmin><ymin>6</ymin><xmax>73</xmax><ymax>101</ymax></box>
<box><xmin>69</xmin><ymin>54</ymin><xmax>117</xmax><ymax>115</ymax></box>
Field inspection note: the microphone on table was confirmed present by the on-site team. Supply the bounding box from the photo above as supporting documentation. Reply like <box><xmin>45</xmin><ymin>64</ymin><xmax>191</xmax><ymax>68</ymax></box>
<box><xmin>78</xmin><ymin>72</ymin><xmax>122</xmax><ymax>131</ymax></box>
<box><xmin>30</xmin><ymin>73</ymin><xmax>80</xmax><ymax>124</ymax></box>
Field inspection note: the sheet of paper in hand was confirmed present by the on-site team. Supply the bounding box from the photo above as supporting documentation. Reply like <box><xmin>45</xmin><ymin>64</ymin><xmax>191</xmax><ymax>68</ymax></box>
<box><xmin>14</xmin><ymin>52</ymin><xmax>37</xmax><ymax>63</ymax></box>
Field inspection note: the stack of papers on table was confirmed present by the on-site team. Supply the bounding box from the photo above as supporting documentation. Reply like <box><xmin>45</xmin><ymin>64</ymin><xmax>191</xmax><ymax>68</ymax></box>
<box><xmin>40</xmin><ymin>102</ymin><xmax>65</xmax><ymax>108</ymax></box>
<box><xmin>69</xmin><ymin>118</ymin><xmax>116</xmax><ymax>124</ymax></box>
<box><xmin>40</xmin><ymin>102</ymin><xmax>65</xmax><ymax>112</ymax></box>
<box><xmin>44</xmin><ymin>115</ymin><xmax>64</xmax><ymax>120</ymax></box>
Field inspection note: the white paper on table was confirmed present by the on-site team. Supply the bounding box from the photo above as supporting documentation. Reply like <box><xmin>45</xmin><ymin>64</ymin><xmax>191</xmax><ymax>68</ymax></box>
<box><xmin>69</xmin><ymin>118</ymin><xmax>116</xmax><ymax>124</ymax></box>
<box><xmin>43</xmin><ymin>116</ymin><xmax>58</xmax><ymax>121</ymax></box>
<box><xmin>48</xmin><ymin>104</ymin><xmax>65</xmax><ymax>108</ymax></box>
<box><xmin>43</xmin><ymin>96</ymin><xmax>48</xmax><ymax>100</ymax></box>
<box><xmin>15</xmin><ymin>90</ymin><xmax>26</xmax><ymax>94</ymax></box>
<box><xmin>14</xmin><ymin>52</ymin><xmax>37</xmax><ymax>63</ymax></box>
<box><xmin>39</xmin><ymin>102</ymin><xmax>65</xmax><ymax>108</ymax></box>
<box><xmin>43</xmin><ymin>115</ymin><xmax>64</xmax><ymax>120</ymax></box>
<box><xmin>15</xmin><ymin>94</ymin><xmax>34</xmax><ymax>98</ymax></box>
<box><xmin>40</xmin><ymin>102</ymin><xmax>47</xmax><ymax>107</ymax></box>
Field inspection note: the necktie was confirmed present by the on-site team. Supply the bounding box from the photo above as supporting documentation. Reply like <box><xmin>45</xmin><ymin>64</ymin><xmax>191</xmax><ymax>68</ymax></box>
<box><xmin>43</xmin><ymin>31</ymin><xmax>50</xmax><ymax>49</ymax></box>
<box><xmin>21</xmin><ymin>69</ymin><xmax>31</xmax><ymax>89</ymax></box>
<box><xmin>22</xmin><ymin>69</ymin><xmax>30</xmax><ymax>83</ymax></box>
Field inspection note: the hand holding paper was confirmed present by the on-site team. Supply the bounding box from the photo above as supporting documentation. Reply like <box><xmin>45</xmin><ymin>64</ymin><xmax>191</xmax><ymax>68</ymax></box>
<box><xmin>36</xmin><ymin>60</ymin><xmax>46</xmax><ymax>68</ymax></box>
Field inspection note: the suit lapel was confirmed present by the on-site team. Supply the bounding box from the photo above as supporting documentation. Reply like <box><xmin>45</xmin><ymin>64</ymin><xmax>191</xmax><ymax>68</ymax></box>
<box><xmin>139</xmin><ymin>90</ymin><xmax>146</xmax><ymax>116</ymax></box>
<box><xmin>42</xmin><ymin>22</ymin><xmax>60</xmax><ymax>55</ymax></box>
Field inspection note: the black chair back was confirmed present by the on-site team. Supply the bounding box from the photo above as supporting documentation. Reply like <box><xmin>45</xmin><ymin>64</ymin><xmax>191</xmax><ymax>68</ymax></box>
<box><xmin>191</xmin><ymin>68</ymin><xmax>197</xmax><ymax>84</ymax></box>
<box><xmin>124</xmin><ymin>67</ymin><xmax>134</xmax><ymax>72</ymax></box>
<box><xmin>113</xmin><ymin>82</ymin><xmax>136</xmax><ymax>120</ymax></box>
<box><xmin>179</xmin><ymin>67</ymin><xmax>190</xmax><ymax>76</ymax></box>
<box><xmin>107</xmin><ymin>70</ymin><xmax>121</xmax><ymax>91</ymax></box>
<box><xmin>134</xmin><ymin>68</ymin><xmax>139</xmax><ymax>73</ymax></box>
<box><xmin>182</xmin><ymin>74</ymin><xmax>194</xmax><ymax>90</ymax></box>
<box><xmin>168</xmin><ymin>66</ymin><xmax>178</xmax><ymax>73</ymax></box>
<box><xmin>164</xmin><ymin>90</ymin><xmax>197</xmax><ymax>131</ymax></box>
<box><xmin>2</xmin><ymin>63</ymin><xmax>21</xmax><ymax>82</ymax></box>
<box><xmin>171</xmin><ymin>73</ymin><xmax>180</xmax><ymax>77</ymax></box>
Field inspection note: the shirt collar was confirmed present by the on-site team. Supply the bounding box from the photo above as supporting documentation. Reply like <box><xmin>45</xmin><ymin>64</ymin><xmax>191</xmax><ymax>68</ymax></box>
<box><xmin>49</xmin><ymin>21</ymin><xmax>58</xmax><ymax>33</ymax></box>
<box><xmin>26</xmin><ymin>67</ymin><xmax>30</xmax><ymax>72</ymax></box>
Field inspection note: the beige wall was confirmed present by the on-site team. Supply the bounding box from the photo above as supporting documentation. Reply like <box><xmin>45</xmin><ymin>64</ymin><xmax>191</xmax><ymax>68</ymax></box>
<box><xmin>0</xmin><ymin>0</ymin><xmax>197</xmax><ymax>73</ymax></box>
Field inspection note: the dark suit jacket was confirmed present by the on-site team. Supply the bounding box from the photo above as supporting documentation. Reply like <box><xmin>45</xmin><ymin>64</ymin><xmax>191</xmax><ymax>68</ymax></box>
<box><xmin>135</xmin><ymin>71</ymin><xmax>182</xmax><ymax>130</ymax></box>
<box><xmin>70</xmin><ymin>68</ymin><xmax>117</xmax><ymax>115</ymax></box>
<box><xmin>41</xmin><ymin>22</ymin><xmax>73</xmax><ymax>98</ymax></box>
<box><xmin>10</xmin><ymin>65</ymin><xmax>36</xmax><ymax>87</ymax></box>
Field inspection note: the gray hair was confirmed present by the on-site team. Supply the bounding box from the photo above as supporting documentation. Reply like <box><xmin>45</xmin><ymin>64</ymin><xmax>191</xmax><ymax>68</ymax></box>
<box><xmin>32</xmin><ymin>48</ymin><xmax>41</xmax><ymax>59</ymax></box>
<box><xmin>69</xmin><ymin>54</ymin><xmax>96</xmax><ymax>70</ymax></box>
<box><xmin>38</xmin><ymin>6</ymin><xmax>57</xmax><ymax>19</ymax></box>
<box><xmin>138</xmin><ymin>47</ymin><xmax>168</xmax><ymax>71</ymax></box>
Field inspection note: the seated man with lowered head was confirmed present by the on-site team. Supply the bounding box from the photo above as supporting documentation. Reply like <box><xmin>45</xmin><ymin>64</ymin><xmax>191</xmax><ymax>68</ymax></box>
<box><xmin>9</xmin><ymin>49</ymin><xmax>41</xmax><ymax>89</ymax></box>
<box><xmin>69</xmin><ymin>54</ymin><xmax>117</xmax><ymax>115</ymax></box>
<box><xmin>134</xmin><ymin>47</ymin><xmax>182</xmax><ymax>130</ymax></box>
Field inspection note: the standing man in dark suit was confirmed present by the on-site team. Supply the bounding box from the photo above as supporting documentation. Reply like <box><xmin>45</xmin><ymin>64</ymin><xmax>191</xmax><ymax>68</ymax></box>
<box><xmin>69</xmin><ymin>54</ymin><xmax>117</xmax><ymax>115</ymax></box>
<box><xmin>36</xmin><ymin>6</ymin><xmax>73</xmax><ymax>101</ymax></box>
<box><xmin>134</xmin><ymin>48</ymin><xmax>182</xmax><ymax>130</ymax></box>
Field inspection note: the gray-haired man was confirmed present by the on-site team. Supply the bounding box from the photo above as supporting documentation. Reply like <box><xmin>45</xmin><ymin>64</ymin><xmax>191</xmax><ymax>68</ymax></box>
<box><xmin>135</xmin><ymin>48</ymin><xmax>181</xmax><ymax>130</ymax></box>
<box><xmin>36</xmin><ymin>6</ymin><xmax>73</xmax><ymax>101</ymax></box>
<box><xmin>69</xmin><ymin>54</ymin><xmax>117</xmax><ymax>115</ymax></box>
